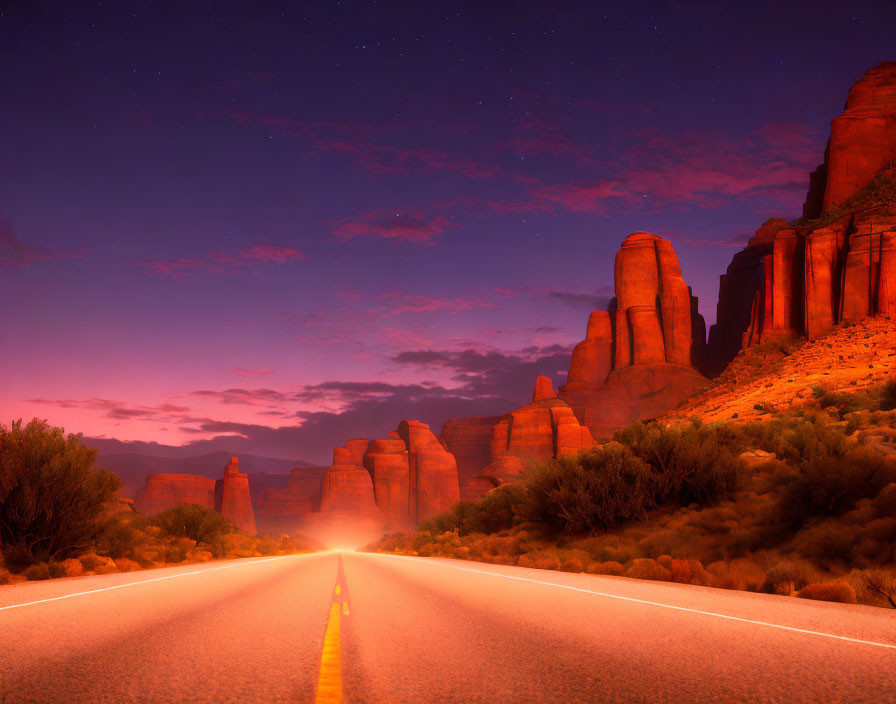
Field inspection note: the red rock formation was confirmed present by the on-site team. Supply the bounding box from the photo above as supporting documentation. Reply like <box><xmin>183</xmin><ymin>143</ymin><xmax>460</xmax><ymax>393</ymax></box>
<box><xmin>558</xmin><ymin>232</ymin><xmax>708</xmax><ymax>437</ymax></box>
<box><xmin>344</xmin><ymin>438</ymin><xmax>370</xmax><ymax>466</ymax></box>
<box><xmin>133</xmin><ymin>473</ymin><xmax>216</xmax><ymax>514</ymax></box>
<box><xmin>474</xmin><ymin>376</ymin><xmax>595</xmax><ymax>481</ymax></box>
<box><xmin>398</xmin><ymin>420</ymin><xmax>460</xmax><ymax>522</ymax></box>
<box><xmin>215</xmin><ymin>457</ymin><xmax>257</xmax><ymax>535</ymax></box>
<box><xmin>532</xmin><ymin>375</ymin><xmax>555</xmax><ymax>401</ymax></box>
<box><xmin>256</xmin><ymin>466</ymin><xmax>323</xmax><ymax>533</ymax></box>
<box><xmin>804</xmin><ymin>226</ymin><xmax>842</xmax><ymax>338</ymax></box>
<box><xmin>363</xmin><ymin>434</ymin><xmax>410</xmax><ymax>527</ymax></box>
<box><xmin>440</xmin><ymin>415</ymin><xmax>503</xmax><ymax>481</ymax></box>
<box><xmin>709</xmin><ymin>65</ymin><xmax>896</xmax><ymax>372</ymax></box>
<box><xmin>319</xmin><ymin>447</ymin><xmax>380</xmax><ymax>518</ymax></box>
<box><xmin>822</xmin><ymin>62</ymin><xmax>896</xmax><ymax>213</ymax></box>
<box><xmin>880</xmin><ymin>230</ymin><xmax>896</xmax><ymax>316</ymax></box>
<box><xmin>460</xmin><ymin>475</ymin><xmax>500</xmax><ymax>502</ymax></box>
<box><xmin>566</xmin><ymin>311</ymin><xmax>614</xmax><ymax>387</ymax></box>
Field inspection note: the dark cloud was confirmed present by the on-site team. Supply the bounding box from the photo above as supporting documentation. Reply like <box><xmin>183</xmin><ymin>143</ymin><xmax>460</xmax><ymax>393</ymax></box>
<box><xmin>547</xmin><ymin>288</ymin><xmax>614</xmax><ymax>309</ymax></box>
<box><xmin>0</xmin><ymin>221</ymin><xmax>65</xmax><ymax>266</ymax></box>
<box><xmin>81</xmin><ymin>343</ymin><xmax>575</xmax><ymax>464</ymax></box>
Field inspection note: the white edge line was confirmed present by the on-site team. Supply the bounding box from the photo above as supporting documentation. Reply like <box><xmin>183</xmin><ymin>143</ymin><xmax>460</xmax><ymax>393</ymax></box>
<box><xmin>373</xmin><ymin>553</ymin><xmax>896</xmax><ymax>650</ymax></box>
<box><xmin>0</xmin><ymin>554</ymin><xmax>307</xmax><ymax>611</ymax></box>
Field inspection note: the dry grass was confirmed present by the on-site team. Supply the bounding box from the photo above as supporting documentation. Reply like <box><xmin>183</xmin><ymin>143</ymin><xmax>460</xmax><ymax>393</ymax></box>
<box><xmin>797</xmin><ymin>582</ymin><xmax>857</xmax><ymax>604</ymax></box>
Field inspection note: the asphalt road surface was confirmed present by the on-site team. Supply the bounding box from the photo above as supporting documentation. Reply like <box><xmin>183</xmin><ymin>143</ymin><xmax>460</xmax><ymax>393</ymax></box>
<box><xmin>1</xmin><ymin>551</ymin><xmax>895</xmax><ymax>703</ymax></box>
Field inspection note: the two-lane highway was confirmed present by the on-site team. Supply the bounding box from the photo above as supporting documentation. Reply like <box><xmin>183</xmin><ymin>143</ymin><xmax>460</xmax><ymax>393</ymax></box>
<box><xmin>1</xmin><ymin>551</ymin><xmax>895</xmax><ymax>703</ymax></box>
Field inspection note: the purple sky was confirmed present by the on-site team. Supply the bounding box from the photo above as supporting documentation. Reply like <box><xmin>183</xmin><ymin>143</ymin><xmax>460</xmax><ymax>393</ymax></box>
<box><xmin>2</xmin><ymin>1</ymin><xmax>894</xmax><ymax>464</ymax></box>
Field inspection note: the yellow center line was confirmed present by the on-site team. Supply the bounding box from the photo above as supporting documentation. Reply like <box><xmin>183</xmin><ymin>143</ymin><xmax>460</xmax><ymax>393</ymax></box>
<box><xmin>314</xmin><ymin>601</ymin><xmax>343</xmax><ymax>704</ymax></box>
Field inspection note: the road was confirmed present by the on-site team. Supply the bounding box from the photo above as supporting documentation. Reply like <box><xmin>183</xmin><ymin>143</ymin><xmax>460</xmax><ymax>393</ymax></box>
<box><xmin>1</xmin><ymin>551</ymin><xmax>895</xmax><ymax>703</ymax></box>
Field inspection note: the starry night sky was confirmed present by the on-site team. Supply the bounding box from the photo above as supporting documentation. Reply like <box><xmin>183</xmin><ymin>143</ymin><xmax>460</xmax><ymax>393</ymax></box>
<box><xmin>2</xmin><ymin>0</ymin><xmax>895</xmax><ymax>464</ymax></box>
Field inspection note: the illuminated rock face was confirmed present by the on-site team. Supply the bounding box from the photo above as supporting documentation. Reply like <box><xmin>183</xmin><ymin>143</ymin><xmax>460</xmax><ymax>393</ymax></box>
<box><xmin>364</xmin><ymin>434</ymin><xmax>410</xmax><ymax>527</ymax></box>
<box><xmin>708</xmin><ymin>65</ymin><xmax>896</xmax><ymax>373</ymax></box>
<box><xmin>133</xmin><ymin>473</ymin><xmax>216</xmax><ymax>514</ymax></box>
<box><xmin>439</xmin><ymin>233</ymin><xmax>706</xmax><ymax>476</ymax></box>
<box><xmin>397</xmin><ymin>421</ymin><xmax>461</xmax><ymax>523</ymax></box>
<box><xmin>134</xmin><ymin>458</ymin><xmax>258</xmax><ymax>534</ymax></box>
<box><xmin>319</xmin><ymin>447</ymin><xmax>380</xmax><ymax>517</ymax></box>
<box><xmin>215</xmin><ymin>457</ymin><xmax>257</xmax><ymax>535</ymax></box>
<box><xmin>558</xmin><ymin>232</ymin><xmax>708</xmax><ymax>438</ymax></box>
<box><xmin>440</xmin><ymin>415</ymin><xmax>503</xmax><ymax>482</ymax></box>
<box><xmin>439</xmin><ymin>377</ymin><xmax>595</xmax><ymax>486</ymax></box>
<box><xmin>817</xmin><ymin>62</ymin><xmax>896</xmax><ymax>215</ymax></box>
<box><xmin>320</xmin><ymin>425</ymin><xmax>461</xmax><ymax>526</ymax></box>
<box><xmin>256</xmin><ymin>466</ymin><xmax>321</xmax><ymax>533</ymax></box>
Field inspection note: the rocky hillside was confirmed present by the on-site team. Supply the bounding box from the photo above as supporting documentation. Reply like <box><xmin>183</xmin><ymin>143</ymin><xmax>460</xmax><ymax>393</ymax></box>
<box><xmin>708</xmin><ymin>62</ymin><xmax>896</xmax><ymax>374</ymax></box>
<box><xmin>663</xmin><ymin>316</ymin><xmax>894</xmax><ymax>432</ymax></box>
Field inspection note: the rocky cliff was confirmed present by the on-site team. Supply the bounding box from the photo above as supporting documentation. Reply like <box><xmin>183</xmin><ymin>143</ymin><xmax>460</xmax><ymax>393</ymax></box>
<box><xmin>319</xmin><ymin>446</ymin><xmax>381</xmax><ymax>517</ymax></box>
<box><xmin>215</xmin><ymin>457</ymin><xmax>257</xmax><ymax>535</ymax></box>
<box><xmin>317</xmin><ymin>423</ymin><xmax>461</xmax><ymax>527</ymax></box>
<box><xmin>708</xmin><ymin>63</ymin><xmax>896</xmax><ymax>373</ymax></box>
<box><xmin>557</xmin><ymin>232</ymin><xmax>708</xmax><ymax>437</ymax></box>
<box><xmin>133</xmin><ymin>473</ymin><xmax>216</xmax><ymax>514</ymax></box>
<box><xmin>256</xmin><ymin>466</ymin><xmax>322</xmax><ymax>533</ymax></box>
<box><xmin>441</xmin><ymin>234</ymin><xmax>708</xmax><ymax>484</ymax></box>
<box><xmin>805</xmin><ymin>62</ymin><xmax>896</xmax><ymax>218</ymax></box>
<box><xmin>134</xmin><ymin>457</ymin><xmax>257</xmax><ymax>534</ymax></box>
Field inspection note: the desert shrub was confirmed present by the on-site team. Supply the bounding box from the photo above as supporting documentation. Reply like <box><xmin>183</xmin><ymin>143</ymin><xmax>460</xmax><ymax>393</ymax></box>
<box><xmin>422</xmin><ymin>484</ymin><xmax>532</xmax><ymax>537</ymax></box>
<box><xmin>79</xmin><ymin>553</ymin><xmax>106</xmax><ymax>571</ymax></box>
<box><xmin>96</xmin><ymin>513</ymin><xmax>147</xmax><ymax>559</ymax></box>
<box><xmin>790</xmin><ymin>520</ymin><xmax>858</xmax><ymax>564</ymax></box>
<box><xmin>881</xmin><ymin>381</ymin><xmax>896</xmax><ymax>412</ymax></box>
<box><xmin>559</xmin><ymin>558</ymin><xmax>584</xmax><ymax>572</ymax></box>
<box><xmin>517</xmin><ymin>549</ymin><xmax>560</xmax><ymax>570</ymax></box>
<box><xmin>625</xmin><ymin>558</ymin><xmax>672</xmax><ymax>581</ymax></box>
<box><xmin>797</xmin><ymin>582</ymin><xmax>857</xmax><ymax>604</ymax></box>
<box><xmin>0</xmin><ymin>419</ymin><xmax>121</xmax><ymax>568</ymax></box>
<box><xmin>22</xmin><ymin>563</ymin><xmax>51</xmax><ymax>581</ymax></box>
<box><xmin>614</xmin><ymin>420</ymin><xmax>742</xmax><ymax>507</ymax></box>
<box><xmin>779</xmin><ymin>446</ymin><xmax>896</xmax><ymax>522</ymax></box>
<box><xmin>114</xmin><ymin>558</ymin><xmax>141</xmax><ymax>572</ymax></box>
<box><xmin>150</xmin><ymin>503</ymin><xmax>233</xmax><ymax>544</ymax></box>
<box><xmin>860</xmin><ymin>569</ymin><xmax>896</xmax><ymax>608</ymax></box>
<box><xmin>164</xmin><ymin>537</ymin><xmax>196</xmax><ymax>563</ymax></box>
<box><xmin>761</xmin><ymin>560</ymin><xmax>819</xmax><ymax>594</ymax></box>
<box><xmin>474</xmin><ymin>484</ymin><xmax>530</xmax><ymax>533</ymax></box>
<box><xmin>586</xmin><ymin>560</ymin><xmax>625</xmax><ymax>576</ymax></box>
<box><xmin>525</xmin><ymin>443</ymin><xmax>654</xmax><ymax>532</ymax></box>
<box><xmin>419</xmin><ymin>501</ymin><xmax>474</xmax><ymax>535</ymax></box>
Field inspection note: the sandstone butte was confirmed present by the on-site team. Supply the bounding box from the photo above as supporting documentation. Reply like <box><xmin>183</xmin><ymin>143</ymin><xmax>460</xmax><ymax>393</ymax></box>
<box><xmin>708</xmin><ymin>61</ymin><xmax>896</xmax><ymax>373</ymax></box>
<box><xmin>255</xmin><ymin>466</ymin><xmax>322</xmax><ymax>533</ymax></box>
<box><xmin>133</xmin><ymin>456</ymin><xmax>257</xmax><ymax>534</ymax></box>
<box><xmin>441</xmin><ymin>232</ymin><xmax>710</xmax><ymax>487</ymax></box>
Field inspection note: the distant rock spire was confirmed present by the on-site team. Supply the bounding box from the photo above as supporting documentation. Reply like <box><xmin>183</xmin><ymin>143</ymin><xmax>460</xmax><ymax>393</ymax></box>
<box><xmin>532</xmin><ymin>375</ymin><xmax>556</xmax><ymax>401</ymax></box>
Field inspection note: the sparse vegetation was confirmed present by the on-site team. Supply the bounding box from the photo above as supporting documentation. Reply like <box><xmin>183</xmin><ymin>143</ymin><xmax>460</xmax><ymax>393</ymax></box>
<box><xmin>0</xmin><ymin>418</ymin><xmax>321</xmax><ymax>585</ymax></box>
<box><xmin>368</xmin><ymin>382</ymin><xmax>896</xmax><ymax>608</ymax></box>
<box><xmin>798</xmin><ymin>167</ymin><xmax>896</xmax><ymax>228</ymax></box>
<box><xmin>0</xmin><ymin>419</ymin><xmax>121</xmax><ymax>569</ymax></box>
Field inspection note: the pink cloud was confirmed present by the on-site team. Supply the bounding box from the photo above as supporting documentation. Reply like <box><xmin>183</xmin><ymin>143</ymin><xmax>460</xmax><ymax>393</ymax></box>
<box><xmin>332</xmin><ymin>209</ymin><xmax>459</xmax><ymax>244</ymax></box>
<box><xmin>142</xmin><ymin>258</ymin><xmax>203</xmax><ymax>278</ymax></box>
<box><xmin>232</xmin><ymin>367</ymin><xmax>276</xmax><ymax>378</ymax></box>
<box><xmin>145</xmin><ymin>244</ymin><xmax>305</xmax><ymax>278</ymax></box>
<box><xmin>238</xmin><ymin>244</ymin><xmax>305</xmax><ymax>262</ymax></box>
<box><xmin>378</xmin><ymin>291</ymin><xmax>495</xmax><ymax>315</ymax></box>
<box><xmin>531</xmin><ymin>124</ymin><xmax>823</xmax><ymax>215</ymax></box>
<box><xmin>533</xmin><ymin>180</ymin><xmax>631</xmax><ymax>214</ymax></box>
<box><xmin>0</xmin><ymin>220</ymin><xmax>86</xmax><ymax>266</ymax></box>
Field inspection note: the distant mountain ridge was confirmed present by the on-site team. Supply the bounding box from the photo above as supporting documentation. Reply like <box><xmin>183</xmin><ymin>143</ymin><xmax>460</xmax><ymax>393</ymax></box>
<box><xmin>90</xmin><ymin>445</ymin><xmax>315</xmax><ymax>497</ymax></box>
